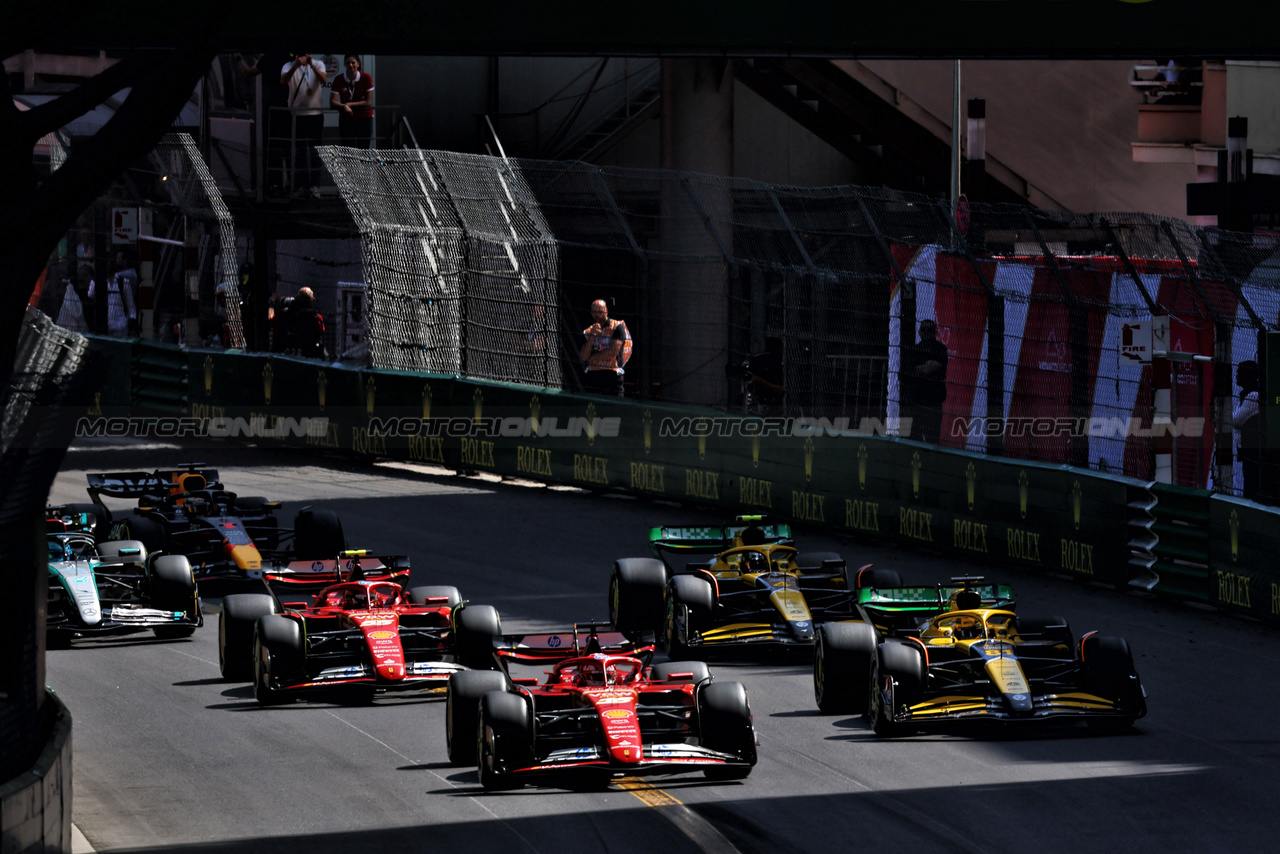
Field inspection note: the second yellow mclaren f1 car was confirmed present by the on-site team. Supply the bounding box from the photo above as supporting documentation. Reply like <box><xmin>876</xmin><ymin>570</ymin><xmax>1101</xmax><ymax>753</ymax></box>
<box><xmin>607</xmin><ymin>516</ymin><xmax>901</xmax><ymax>657</ymax></box>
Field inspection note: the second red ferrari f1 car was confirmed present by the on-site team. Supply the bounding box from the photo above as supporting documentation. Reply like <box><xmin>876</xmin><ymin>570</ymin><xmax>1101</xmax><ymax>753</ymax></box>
<box><xmin>217</xmin><ymin>551</ymin><xmax>501</xmax><ymax>704</ymax></box>
<box><xmin>445</xmin><ymin>622</ymin><xmax>757</xmax><ymax>790</ymax></box>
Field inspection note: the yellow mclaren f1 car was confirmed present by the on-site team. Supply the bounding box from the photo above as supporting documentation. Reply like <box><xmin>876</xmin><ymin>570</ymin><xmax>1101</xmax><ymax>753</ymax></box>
<box><xmin>813</xmin><ymin>580</ymin><xmax>1146</xmax><ymax>734</ymax></box>
<box><xmin>607</xmin><ymin>516</ymin><xmax>901</xmax><ymax>657</ymax></box>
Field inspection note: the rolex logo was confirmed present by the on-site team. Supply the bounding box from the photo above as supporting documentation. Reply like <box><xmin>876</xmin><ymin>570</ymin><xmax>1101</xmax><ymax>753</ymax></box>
<box><xmin>804</xmin><ymin>437</ymin><xmax>815</xmax><ymax>482</ymax></box>
<box><xmin>1230</xmin><ymin>509</ymin><xmax>1240</xmax><ymax>562</ymax></box>
<box><xmin>473</xmin><ymin>388</ymin><xmax>484</xmax><ymax>421</ymax></box>
<box><xmin>857</xmin><ymin>444</ymin><xmax>868</xmax><ymax>490</ymax></box>
<box><xmin>422</xmin><ymin>384</ymin><xmax>433</xmax><ymax>420</ymax></box>
<box><xmin>530</xmin><ymin>395</ymin><xmax>541</xmax><ymax>434</ymax></box>
<box><xmin>365</xmin><ymin>377</ymin><xmax>377</xmax><ymax>416</ymax></box>
<box><xmin>697</xmin><ymin>418</ymin><xmax>708</xmax><ymax>460</ymax></box>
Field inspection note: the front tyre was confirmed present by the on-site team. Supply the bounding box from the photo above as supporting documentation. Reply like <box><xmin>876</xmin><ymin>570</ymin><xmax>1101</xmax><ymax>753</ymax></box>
<box><xmin>219</xmin><ymin>593</ymin><xmax>276</xmax><ymax>681</ymax></box>
<box><xmin>814</xmin><ymin>621</ymin><xmax>876</xmax><ymax>714</ymax></box>
<box><xmin>446</xmin><ymin>670</ymin><xmax>510</xmax><ymax>766</ymax></box>
<box><xmin>254</xmin><ymin>615</ymin><xmax>303</xmax><ymax>706</ymax></box>
<box><xmin>478</xmin><ymin>691</ymin><xmax>531</xmax><ymax>791</ymax></box>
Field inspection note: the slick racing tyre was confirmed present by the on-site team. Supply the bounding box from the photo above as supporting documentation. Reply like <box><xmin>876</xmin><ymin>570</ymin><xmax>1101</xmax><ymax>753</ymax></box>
<box><xmin>665</xmin><ymin>575</ymin><xmax>714</xmax><ymax>661</ymax></box>
<box><xmin>112</xmin><ymin>515</ymin><xmax>165</xmax><ymax>554</ymax></box>
<box><xmin>219</xmin><ymin>593</ymin><xmax>276</xmax><ymax>681</ymax></box>
<box><xmin>609</xmin><ymin>558</ymin><xmax>667</xmax><ymax>637</ymax></box>
<box><xmin>793</xmin><ymin>551</ymin><xmax>846</xmax><ymax>574</ymax></box>
<box><xmin>869</xmin><ymin>641</ymin><xmax>924</xmax><ymax>737</ymax></box>
<box><xmin>814</xmin><ymin>621</ymin><xmax>877</xmax><ymax>714</ymax></box>
<box><xmin>1018</xmin><ymin>615</ymin><xmax>1075</xmax><ymax>658</ymax></box>
<box><xmin>651</xmin><ymin>661</ymin><xmax>712</xmax><ymax>684</ymax></box>
<box><xmin>698</xmin><ymin>681</ymin><xmax>756</xmax><ymax>780</ymax></box>
<box><xmin>408</xmin><ymin>586</ymin><xmax>462</xmax><ymax>609</ymax></box>
<box><xmin>845</xmin><ymin>566</ymin><xmax>903</xmax><ymax>590</ymax></box>
<box><xmin>453</xmin><ymin>604</ymin><xmax>502</xmax><ymax>671</ymax></box>
<box><xmin>1083</xmin><ymin>635</ymin><xmax>1142</xmax><ymax>732</ymax></box>
<box><xmin>293</xmin><ymin>508</ymin><xmax>346</xmax><ymax>560</ymax></box>
<box><xmin>254</xmin><ymin>615</ymin><xmax>303</xmax><ymax>706</ymax></box>
<box><xmin>150</xmin><ymin>554</ymin><xmax>198</xmax><ymax>639</ymax></box>
<box><xmin>446</xmin><ymin>670</ymin><xmax>510</xmax><ymax>766</ymax></box>
<box><xmin>478</xmin><ymin>690</ymin><xmax>532</xmax><ymax>791</ymax></box>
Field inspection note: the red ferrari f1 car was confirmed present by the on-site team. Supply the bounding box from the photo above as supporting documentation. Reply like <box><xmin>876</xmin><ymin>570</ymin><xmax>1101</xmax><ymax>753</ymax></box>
<box><xmin>445</xmin><ymin>622</ymin><xmax>757</xmax><ymax>789</ymax></box>
<box><xmin>217</xmin><ymin>551</ymin><xmax>501</xmax><ymax>704</ymax></box>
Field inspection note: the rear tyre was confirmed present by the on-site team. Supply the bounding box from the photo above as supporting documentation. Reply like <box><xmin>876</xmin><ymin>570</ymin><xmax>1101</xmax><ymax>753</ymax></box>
<box><xmin>1018</xmin><ymin>615</ymin><xmax>1075</xmax><ymax>658</ymax></box>
<box><xmin>479</xmin><ymin>691</ymin><xmax>532</xmax><ymax>791</ymax></box>
<box><xmin>665</xmin><ymin>575</ymin><xmax>714</xmax><ymax>661</ymax></box>
<box><xmin>407</xmin><ymin>586</ymin><xmax>462</xmax><ymax>609</ymax></box>
<box><xmin>609</xmin><ymin>558</ymin><xmax>668</xmax><ymax>637</ymax></box>
<box><xmin>113</xmin><ymin>515</ymin><xmax>165</xmax><ymax>554</ymax></box>
<box><xmin>869</xmin><ymin>642</ymin><xmax>924</xmax><ymax>737</ymax></box>
<box><xmin>845</xmin><ymin>566</ymin><xmax>903</xmax><ymax>590</ymax></box>
<box><xmin>651</xmin><ymin>661</ymin><xmax>712</xmax><ymax>684</ymax></box>
<box><xmin>814</xmin><ymin>621</ymin><xmax>877</xmax><ymax>714</ymax></box>
<box><xmin>446</xmin><ymin>670</ymin><xmax>510</xmax><ymax>766</ymax></box>
<box><xmin>793</xmin><ymin>551</ymin><xmax>845</xmax><ymax>574</ymax></box>
<box><xmin>453</xmin><ymin>604</ymin><xmax>503</xmax><ymax>670</ymax></box>
<box><xmin>254</xmin><ymin>615</ymin><xmax>303</xmax><ymax>705</ymax></box>
<box><xmin>699</xmin><ymin>681</ymin><xmax>756</xmax><ymax>779</ymax></box>
<box><xmin>219</xmin><ymin>593</ymin><xmax>276</xmax><ymax>681</ymax></box>
<box><xmin>293</xmin><ymin>508</ymin><xmax>346</xmax><ymax>560</ymax></box>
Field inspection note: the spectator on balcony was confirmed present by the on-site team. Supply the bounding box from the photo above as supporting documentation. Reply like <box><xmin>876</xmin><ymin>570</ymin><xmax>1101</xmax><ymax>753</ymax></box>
<box><xmin>280</xmin><ymin>53</ymin><xmax>328</xmax><ymax>197</ymax></box>
<box><xmin>901</xmin><ymin>319</ymin><xmax>948</xmax><ymax>443</ymax></box>
<box><xmin>89</xmin><ymin>250</ymin><xmax>137</xmax><ymax>337</ymax></box>
<box><xmin>330</xmin><ymin>55</ymin><xmax>375</xmax><ymax>149</ymax></box>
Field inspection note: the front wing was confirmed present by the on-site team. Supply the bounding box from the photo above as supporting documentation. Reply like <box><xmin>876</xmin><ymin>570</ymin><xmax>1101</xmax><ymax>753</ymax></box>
<box><xmin>499</xmin><ymin>742</ymin><xmax>750</xmax><ymax>778</ymax></box>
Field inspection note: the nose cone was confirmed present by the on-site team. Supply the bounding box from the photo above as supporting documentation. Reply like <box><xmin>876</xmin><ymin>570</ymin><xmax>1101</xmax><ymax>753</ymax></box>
<box><xmin>790</xmin><ymin>620</ymin><xmax>814</xmax><ymax>641</ymax></box>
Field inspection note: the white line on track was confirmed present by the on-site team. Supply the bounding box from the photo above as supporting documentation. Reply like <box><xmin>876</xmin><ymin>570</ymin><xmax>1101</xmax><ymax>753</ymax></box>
<box><xmin>323</xmin><ymin>711</ymin><xmax>542</xmax><ymax>852</ymax></box>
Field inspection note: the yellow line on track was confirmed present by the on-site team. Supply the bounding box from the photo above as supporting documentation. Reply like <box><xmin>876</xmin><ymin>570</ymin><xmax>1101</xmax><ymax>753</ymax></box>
<box><xmin>614</xmin><ymin>777</ymin><xmax>742</xmax><ymax>854</ymax></box>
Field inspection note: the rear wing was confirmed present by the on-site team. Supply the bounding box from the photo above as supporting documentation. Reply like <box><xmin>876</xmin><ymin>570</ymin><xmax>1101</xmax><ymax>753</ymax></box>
<box><xmin>494</xmin><ymin>621</ymin><xmax>655</xmax><ymax>665</ymax></box>
<box><xmin>87</xmin><ymin>468</ymin><xmax>222</xmax><ymax>500</ymax></box>
<box><xmin>648</xmin><ymin>516</ymin><xmax>793</xmax><ymax>559</ymax></box>
<box><xmin>45</xmin><ymin>507</ymin><xmax>95</xmax><ymax>535</ymax></box>
<box><xmin>856</xmin><ymin>583</ymin><xmax>1016</xmax><ymax>634</ymax></box>
<box><xmin>264</xmin><ymin>551</ymin><xmax>411</xmax><ymax>592</ymax></box>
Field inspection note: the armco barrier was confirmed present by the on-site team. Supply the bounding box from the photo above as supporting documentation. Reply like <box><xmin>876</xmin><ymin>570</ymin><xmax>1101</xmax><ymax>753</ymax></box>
<box><xmin>80</xmin><ymin>336</ymin><xmax>1280</xmax><ymax>623</ymax></box>
<box><xmin>1209</xmin><ymin>494</ymin><xmax>1280</xmax><ymax>620</ymax></box>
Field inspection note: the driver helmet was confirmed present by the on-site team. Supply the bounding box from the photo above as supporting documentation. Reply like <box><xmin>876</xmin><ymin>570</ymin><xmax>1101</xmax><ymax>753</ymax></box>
<box><xmin>744</xmin><ymin>551</ymin><xmax>769</xmax><ymax>574</ymax></box>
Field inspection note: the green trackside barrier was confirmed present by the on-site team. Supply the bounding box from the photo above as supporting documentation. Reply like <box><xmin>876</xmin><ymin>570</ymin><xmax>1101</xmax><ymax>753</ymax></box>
<box><xmin>1148</xmin><ymin>483</ymin><xmax>1212</xmax><ymax>603</ymax></box>
<box><xmin>1209</xmin><ymin>494</ymin><xmax>1280</xmax><ymax>620</ymax></box>
<box><xmin>79</xmin><ymin>338</ymin><xmax>1280</xmax><ymax>622</ymax></box>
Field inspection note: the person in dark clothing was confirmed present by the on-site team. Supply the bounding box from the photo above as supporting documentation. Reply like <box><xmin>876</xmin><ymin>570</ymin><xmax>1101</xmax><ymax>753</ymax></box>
<box><xmin>1233</xmin><ymin>360</ymin><xmax>1264</xmax><ymax>501</ymax></box>
<box><xmin>274</xmin><ymin>286</ymin><xmax>327</xmax><ymax>359</ymax></box>
<box><xmin>901</xmin><ymin>319</ymin><xmax>949</xmax><ymax>443</ymax></box>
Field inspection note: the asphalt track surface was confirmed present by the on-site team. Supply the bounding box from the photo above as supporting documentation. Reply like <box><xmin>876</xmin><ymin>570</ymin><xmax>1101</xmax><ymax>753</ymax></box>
<box><xmin>46</xmin><ymin>438</ymin><xmax>1280</xmax><ymax>853</ymax></box>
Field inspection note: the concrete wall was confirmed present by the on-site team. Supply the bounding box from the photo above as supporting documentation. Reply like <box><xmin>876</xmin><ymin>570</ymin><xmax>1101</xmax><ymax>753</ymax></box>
<box><xmin>0</xmin><ymin>693</ymin><xmax>71</xmax><ymax>854</ymax></box>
